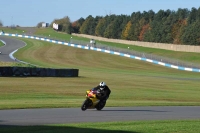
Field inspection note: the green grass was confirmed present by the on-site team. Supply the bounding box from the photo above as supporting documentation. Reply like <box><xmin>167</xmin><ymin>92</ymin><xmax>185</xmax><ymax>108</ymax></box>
<box><xmin>34</xmin><ymin>27</ymin><xmax>200</xmax><ymax>64</ymax></box>
<box><xmin>2</xmin><ymin>27</ymin><xmax>200</xmax><ymax>64</ymax></box>
<box><xmin>1</xmin><ymin>27</ymin><xmax>200</xmax><ymax>132</ymax></box>
<box><xmin>34</xmin><ymin>27</ymin><xmax>91</xmax><ymax>42</ymax></box>
<box><xmin>0</xmin><ymin>37</ymin><xmax>200</xmax><ymax>109</ymax></box>
<box><xmin>0</xmin><ymin>28</ymin><xmax>200</xmax><ymax>110</ymax></box>
<box><xmin>1</xmin><ymin>120</ymin><xmax>200</xmax><ymax>133</ymax></box>
<box><xmin>0</xmin><ymin>27</ymin><xmax>25</xmax><ymax>34</ymax></box>
<box><xmin>0</xmin><ymin>62</ymin><xmax>35</xmax><ymax>67</ymax></box>
<box><xmin>0</xmin><ymin>40</ymin><xmax>4</xmax><ymax>47</ymax></box>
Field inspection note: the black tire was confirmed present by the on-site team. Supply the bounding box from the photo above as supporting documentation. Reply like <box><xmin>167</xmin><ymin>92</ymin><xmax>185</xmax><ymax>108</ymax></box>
<box><xmin>96</xmin><ymin>101</ymin><xmax>106</xmax><ymax>111</ymax></box>
<box><xmin>81</xmin><ymin>100</ymin><xmax>88</xmax><ymax>111</ymax></box>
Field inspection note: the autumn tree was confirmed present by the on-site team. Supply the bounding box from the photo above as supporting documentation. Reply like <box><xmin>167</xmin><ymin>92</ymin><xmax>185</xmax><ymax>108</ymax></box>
<box><xmin>72</xmin><ymin>17</ymin><xmax>85</xmax><ymax>33</ymax></box>
<box><xmin>127</xmin><ymin>11</ymin><xmax>142</xmax><ymax>41</ymax></box>
<box><xmin>71</xmin><ymin>18</ymin><xmax>86</xmax><ymax>33</ymax></box>
<box><xmin>75</xmin><ymin>7</ymin><xmax>200</xmax><ymax>46</ymax></box>
<box><xmin>171</xmin><ymin>8</ymin><xmax>189</xmax><ymax>44</ymax></box>
<box><xmin>121</xmin><ymin>21</ymin><xmax>132</xmax><ymax>40</ymax></box>
<box><xmin>138</xmin><ymin>23</ymin><xmax>149</xmax><ymax>41</ymax></box>
<box><xmin>71</xmin><ymin>21</ymin><xmax>78</xmax><ymax>33</ymax></box>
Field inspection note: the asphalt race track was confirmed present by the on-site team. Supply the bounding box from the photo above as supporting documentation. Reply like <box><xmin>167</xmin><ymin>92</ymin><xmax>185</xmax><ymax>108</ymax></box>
<box><xmin>0</xmin><ymin>36</ymin><xmax>200</xmax><ymax>126</ymax></box>
<box><xmin>0</xmin><ymin>36</ymin><xmax>26</xmax><ymax>62</ymax></box>
<box><xmin>0</xmin><ymin>106</ymin><xmax>200</xmax><ymax>126</ymax></box>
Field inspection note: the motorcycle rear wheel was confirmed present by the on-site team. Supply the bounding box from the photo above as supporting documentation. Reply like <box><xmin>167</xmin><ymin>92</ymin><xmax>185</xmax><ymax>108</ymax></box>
<box><xmin>96</xmin><ymin>101</ymin><xmax>106</xmax><ymax>111</ymax></box>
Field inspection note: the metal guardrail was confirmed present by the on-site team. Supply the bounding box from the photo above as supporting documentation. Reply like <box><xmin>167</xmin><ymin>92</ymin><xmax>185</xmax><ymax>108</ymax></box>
<box><xmin>70</xmin><ymin>39</ymin><xmax>200</xmax><ymax>69</ymax></box>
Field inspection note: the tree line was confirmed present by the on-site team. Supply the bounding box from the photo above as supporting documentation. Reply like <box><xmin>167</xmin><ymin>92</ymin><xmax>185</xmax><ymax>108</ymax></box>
<box><xmin>25</xmin><ymin>7</ymin><xmax>200</xmax><ymax>46</ymax></box>
<box><xmin>1</xmin><ymin>7</ymin><xmax>199</xmax><ymax>46</ymax></box>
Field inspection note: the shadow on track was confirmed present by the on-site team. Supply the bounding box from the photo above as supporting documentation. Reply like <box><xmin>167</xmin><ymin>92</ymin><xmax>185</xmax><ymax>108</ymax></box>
<box><xmin>98</xmin><ymin>109</ymin><xmax>168</xmax><ymax>112</ymax></box>
<box><xmin>0</xmin><ymin>125</ymin><xmax>140</xmax><ymax>133</ymax></box>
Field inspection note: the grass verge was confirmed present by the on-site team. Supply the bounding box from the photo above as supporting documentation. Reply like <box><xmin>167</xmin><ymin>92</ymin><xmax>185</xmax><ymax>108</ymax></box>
<box><xmin>0</xmin><ymin>38</ymin><xmax>200</xmax><ymax>109</ymax></box>
<box><xmin>0</xmin><ymin>40</ymin><xmax>4</xmax><ymax>47</ymax></box>
<box><xmin>1</xmin><ymin>120</ymin><xmax>200</xmax><ymax>133</ymax></box>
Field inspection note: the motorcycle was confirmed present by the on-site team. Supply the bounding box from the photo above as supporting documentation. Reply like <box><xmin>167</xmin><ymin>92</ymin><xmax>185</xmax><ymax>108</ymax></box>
<box><xmin>81</xmin><ymin>88</ymin><xmax>106</xmax><ymax>111</ymax></box>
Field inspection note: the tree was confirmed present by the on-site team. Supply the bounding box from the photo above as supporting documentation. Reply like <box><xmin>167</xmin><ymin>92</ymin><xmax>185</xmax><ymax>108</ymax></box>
<box><xmin>101</xmin><ymin>15</ymin><xmax>129</xmax><ymax>39</ymax></box>
<box><xmin>127</xmin><ymin>11</ymin><xmax>142</xmax><ymax>41</ymax></box>
<box><xmin>144</xmin><ymin>10</ymin><xmax>173</xmax><ymax>43</ymax></box>
<box><xmin>95</xmin><ymin>18</ymin><xmax>106</xmax><ymax>36</ymax></box>
<box><xmin>104</xmin><ymin>22</ymin><xmax>113</xmax><ymax>38</ymax></box>
<box><xmin>181</xmin><ymin>20</ymin><xmax>200</xmax><ymax>45</ymax></box>
<box><xmin>138</xmin><ymin>17</ymin><xmax>148</xmax><ymax>41</ymax></box>
<box><xmin>74</xmin><ymin>7</ymin><xmax>200</xmax><ymax>45</ymax></box>
<box><xmin>197</xmin><ymin>7</ymin><xmax>200</xmax><ymax>20</ymax></box>
<box><xmin>80</xmin><ymin>15</ymin><xmax>96</xmax><ymax>35</ymax></box>
<box><xmin>72</xmin><ymin>17</ymin><xmax>85</xmax><ymax>33</ymax></box>
<box><xmin>121</xmin><ymin>21</ymin><xmax>132</xmax><ymax>39</ymax></box>
<box><xmin>140</xmin><ymin>10</ymin><xmax>155</xmax><ymax>41</ymax></box>
<box><xmin>139</xmin><ymin>23</ymin><xmax>149</xmax><ymax>41</ymax></box>
<box><xmin>170</xmin><ymin>8</ymin><xmax>189</xmax><ymax>44</ymax></box>
<box><xmin>119</xmin><ymin>15</ymin><xmax>131</xmax><ymax>39</ymax></box>
<box><xmin>0</xmin><ymin>20</ymin><xmax>3</xmax><ymax>27</ymax></box>
<box><xmin>71</xmin><ymin>21</ymin><xmax>78</xmax><ymax>33</ymax></box>
<box><xmin>176</xmin><ymin>8</ymin><xmax>189</xmax><ymax>20</ymax></box>
<box><xmin>102</xmin><ymin>14</ymin><xmax>117</xmax><ymax>37</ymax></box>
<box><xmin>171</xmin><ymin>19</ymin><xmax>187</xmax><ymax>44</ymax></box>
<box><xmin>92</xmin><ymin>16</ymin><xmax>102</xmax><ymax>35</ymax></box>
<box><xmin>50</xmin><ymin>16</ymin><xmax>72</xmax><ymax>34</ymax></box>
<box><xmin>187</xmin><ymin>7</ymin><xmax>198</xmax><ymax>24</ymax></box>
<box><xmin>110</xmin><ymin>16</ymin><xmax>123</xmax><ymax>38</ymax></box>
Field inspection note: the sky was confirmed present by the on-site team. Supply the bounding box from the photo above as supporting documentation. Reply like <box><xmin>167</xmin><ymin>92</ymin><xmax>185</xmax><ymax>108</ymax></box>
<box><xmin>0</xmin><ymin>0</ymin><xmax>200</xmax><ymax>27</ymax></box>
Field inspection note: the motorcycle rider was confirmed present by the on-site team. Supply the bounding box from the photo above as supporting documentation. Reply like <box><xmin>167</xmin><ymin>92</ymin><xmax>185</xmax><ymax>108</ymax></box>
<box><xmin>93</xmin><ymin>82</ymin><xmax>111</xmax><ymax>102</ymax></box>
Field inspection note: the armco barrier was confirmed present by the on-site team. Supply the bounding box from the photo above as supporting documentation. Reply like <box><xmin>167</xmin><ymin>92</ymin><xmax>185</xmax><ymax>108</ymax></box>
<box><xmin>0</xmin><ymin>32</ymin><xmax>200</xmax><ymax>73</ymax></box>
<box><xmin>0</xmin><ymin>67</ymin><xmax>79</xmax><ymax>77</ymax></box>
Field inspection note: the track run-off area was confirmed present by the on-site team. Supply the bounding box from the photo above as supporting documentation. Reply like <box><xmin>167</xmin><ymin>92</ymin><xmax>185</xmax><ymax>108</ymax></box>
<box><xmin>0</xmin><ymin>36</ymin><xmax>200</xmax><ymax>126</ymax></box>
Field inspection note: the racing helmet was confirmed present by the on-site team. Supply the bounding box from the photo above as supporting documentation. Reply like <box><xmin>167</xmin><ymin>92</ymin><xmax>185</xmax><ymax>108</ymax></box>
<box><xmin>99</xmin><ymin>82</ymin><xmax>106</xmax><ymax>90</ymax></box>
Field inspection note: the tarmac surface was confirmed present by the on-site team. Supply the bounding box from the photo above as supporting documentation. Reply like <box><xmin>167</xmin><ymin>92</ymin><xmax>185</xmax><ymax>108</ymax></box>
<box><xmin>0</xmin><ymin>106</ymin><xmax>200</xmax><ymax>126</ymax></box>
<box><xmin>0</xmin><ymin>36</ymin><xmax>26</xmax><ymax>62</ymax></box>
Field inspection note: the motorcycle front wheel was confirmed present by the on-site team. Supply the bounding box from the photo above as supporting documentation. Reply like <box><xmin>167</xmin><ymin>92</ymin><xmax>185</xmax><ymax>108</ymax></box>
<box><xmin>81</xmin><ymin>99</ymin><xmax>88</xmax><ymax>111</ymax></box>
